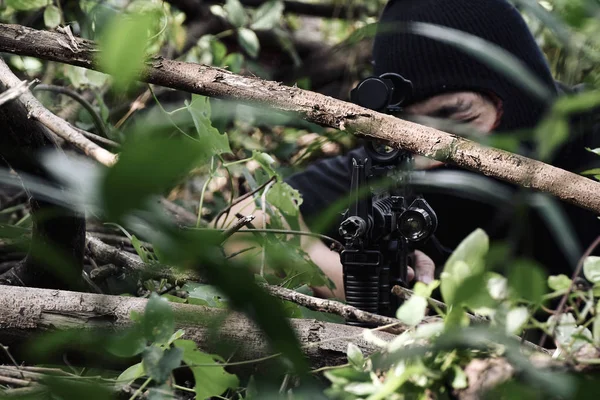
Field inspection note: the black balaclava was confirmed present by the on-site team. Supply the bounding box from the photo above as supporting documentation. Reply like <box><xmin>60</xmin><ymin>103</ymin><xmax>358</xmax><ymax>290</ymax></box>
<box><xmin>372</xmin><ymin>0</ymin><xmax>558</xmax><ymax>132</ymax></box>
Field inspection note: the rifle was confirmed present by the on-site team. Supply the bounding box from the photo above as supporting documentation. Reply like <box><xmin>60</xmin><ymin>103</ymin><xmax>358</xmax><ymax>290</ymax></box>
<box><xmin>339</xmin><ymin>73</ymin><xmax>438</xmax><ymax>325</ymax></box>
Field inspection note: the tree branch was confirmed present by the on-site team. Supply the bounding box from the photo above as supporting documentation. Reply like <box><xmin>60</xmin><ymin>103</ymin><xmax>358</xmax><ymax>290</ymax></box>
<box><xmin>0</xmin><ymin>23</ymin><xmax>598</xmax><ymax>214</ymax></box>
<box><xmin>0</xmin><ymin>285</ymin><xmax>395</xmax><ymax>369</ymax></box>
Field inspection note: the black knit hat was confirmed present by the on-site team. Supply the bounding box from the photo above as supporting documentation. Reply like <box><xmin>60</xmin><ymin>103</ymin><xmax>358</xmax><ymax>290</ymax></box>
<box><xmin>372</xmin><ymin>0</ymin><xmax>558</xmax><ymax>132</ymax></box>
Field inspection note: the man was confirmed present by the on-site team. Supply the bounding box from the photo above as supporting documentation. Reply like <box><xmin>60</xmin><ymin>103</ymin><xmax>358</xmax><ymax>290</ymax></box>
<box><xmin>228</xmin><ymin>0</ymin><xmax>600</xmax><ymax>300</ymax></box>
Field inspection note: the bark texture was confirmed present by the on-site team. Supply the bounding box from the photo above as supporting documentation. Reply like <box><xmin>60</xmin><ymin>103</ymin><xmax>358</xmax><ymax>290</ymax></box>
<box><xmin>0</xmin><ymin>23</ymin><xmax>597</xmax><ymax>214</ymax></box>
<box><xmin>0</xmin><ymin>285</ymin><xmax>393</xmax><ymax>369</ymax></box>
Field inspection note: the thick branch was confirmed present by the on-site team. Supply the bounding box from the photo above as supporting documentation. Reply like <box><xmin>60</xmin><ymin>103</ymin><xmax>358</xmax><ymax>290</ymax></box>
<box><xmin>171</xmin><ymin>0</ymin><xmax>374</xmax><ymax>19</ymax></box>
<box><xmin>0</xmin><ymin>23</ymin><xmax>598</xmax><ymax>214</ymax></box>
<box><xmin>0</xmin><ymin>285</ymin><xmax>394</xmax><ymax>369</ymax></box>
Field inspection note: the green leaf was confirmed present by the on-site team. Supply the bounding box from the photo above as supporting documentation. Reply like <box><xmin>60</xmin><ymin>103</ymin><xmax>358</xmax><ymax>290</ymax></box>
<box><xmin>508</xmin><ymin>260</ymin><xmax>547</xmax><ymax>304</ymax></box>
<box><xmin>224</xmin><ymin>0</ymin><xmax>247</xmax><ymax>27</ymax></box>
<box><xmin>117</xmin><ymin>362</ymin><xmax>145</xmax><ymax>383</ymax></box>
<box><xmin>101</xmin><ymin>135</ymin><xmax>204</xmax><ymax>221</ymax></box>
<box><xmin>44</xmin><ymin>5</ymin><xmax>61</xmax><ymax>29</ymax></box>
<box><xmin>346</xmin><ymin>343</ymin><xmax>364</xmax><ymax>369</ymax></box>
<box><xmin>222</xmin><ymin>52</ymin><xmax>244</xmax><ymax>73</ymax></box>
<box><xmin>143</xmin><ymin>293</ymin><xmax>175</xmax><ymax>344</ymax></box>
<box><xmin>185</xmin><ymin>95</ymin><xmax>231</xmax><ymax>155</ymax></box>
<box><xmin>167</xmin><ymin>329</ymin><xmax>185</xmax><ymax>345</ymax></box>
<box><xmin>210</xmin><ymin>39</ymin><xmax>227</xmax><ymax>65</ymax></box>
<box><xmin>586</xmin><ymin>147</ymin><xmax>600</xmax><ymax>157</ymax></box>
<box><xmin>554</xmin><ymin>91</ymin><xmax>600</xmax><ymax>115</ymax></box>
<box><xmin>593</xmin><ymin>301</ymin><xmax>600</xmax><ymax>345</ymax></box>
<box><xmin>174</xmin><ymin>340</ymin><xmax>240</xmax><ymax>399</ymax></box>
<box><xmin>143</xmin><ymin>346</ymin><xmax>183</xmax><ymax>384</ymax></box>
<box><xmin>584</xmin><ymin>256</ymin><xmax>600</xmax><ymax>283</ymax></box>
<box><xmin>549</xmin><ymin>313</ymin><xmax>592</xmax><ymax>351</ymax></box>
<box><xmin>97</xmin><ymin>12</ymin><xmax>154</xmax><ymax>90</ymax></box>
<box><xmin>535</xmin><ymin>115</ymin><xmax>569</xmax><ymax>161</ymax></box>
<box><xmin>413</xmin><ymin>280</ymin><xmax>440</xmax><ymax>298</ymax></box>
<box><xmin>105</xmin><ymin>326</ymin><xmax>146</xmax><ymax>358</ymax></box>
<box><xmin>548</xmin><ymin>274</ymin><xmax>572</xmax><ymax>291</ymax></box>
<box><xmin>131</xmin><ymin>235</ymin><xmax>150</xmax><ymax>263</ymax></box>
<box><xmin>252</xmin><ymin>150</ymin><xmax>277</xmax><ymax>177</ymax></box>
<box><xmin>7</xmin><ymin>0</ymin><xmax>48</xmax><ymax>10</ymax></box>
<box><xmin>266</xmin><ymin>182</ymin><xmax>303</xmax><ymax>216</ymax></box>
<box><xmin>182</xmin><ymin>282</ymin><xmax>228</xmax><ymax>308</ymax></box>
<box><xmin>580</xmin><ymin>168</ymin><xmax>600</xmax><ymax>176</ymax></box>
<box><xmin>440</xmin><ymin>229</ymin><xmax>489</xmax><ymax>305</ymax></box>
<box><xmin>451</xmin><ymin>365</ymin><xmax>468</xmax><ymax>390</ymax></box>
<box><xmin>395</xmin><ymin>295</ymin><xmax>428</xmax><ymax>326</ymax></box>
<box><xmin>250</xmin><ymin>0</ymin><xmax>284</xmax><ymax>30</ymax></box>
<box><xmin>237</xmin><ymin>28</ymin><xmax>260</xmax><ymax>58</ymax></box>
<box><xmin>506</xmin><ymin>307</ymin><xmax>529</xmax><ymax>335</ymax></box>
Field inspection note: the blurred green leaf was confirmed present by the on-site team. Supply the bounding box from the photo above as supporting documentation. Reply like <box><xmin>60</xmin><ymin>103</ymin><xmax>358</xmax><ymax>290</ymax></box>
<box><xmin>346</xmin><ymin>343</ymin><xmax>364</xmax><ymax>369</ymax></box>
<box><xmin>508</xmin><ymin>260</ymin><xmax>547</xmax><ymax>304</ymax></box>
<box><xmin>42</xmin><ymin>377</ymin><xmax>113</xmax><ymax>400</ymax></box>
<box><xmin>535</xmin><ymin>115</ymin><xmax>569</xmax><ymax>161</ymax></box>
<box><xmin>44</xmin><ymin>5</ymin><xmax>61</xmax><ymax>29</ymax></box>
<box><xmin>440</xmin><ymin>229</ymin><xmax>489</xmax><ymax>305</ymax></box>
<box><xmin>7</xmin><ymin>0</ymin><xmax>48</xmax><ymax>10</ymax></box>
<box><xmin>101</xmin><ymin>135</ymin><xmax>204</xmax><ymax>221</ymax></box>
<box><xmin>143</xmin><ymin>346</ymin><xmax>183</xmax><ymax>384</ymax></box>
<box><xmin>451</xmin><ymin>365</ymin><xmax>468</xmax><ymax>389</ymax></box>
<box><xmin>250</xmin><ymin>0</ymin><xmax>284</xmax><ymax>30</ymax></box>
<box><xmin>143</xmin><ymin>293</ymin><xmax>175</xmax><ymax>344</ymax></box>
<box><xmin>185</xmin><ymin>94</ymin><xmax>231</xmax><ymax>156</ymax></box>
<box><xmin>586</xmin><ymin>147</ymin><xmax>600</xmax><ymax>156</ymax></box>
<box><xmin>580</xmin><ymin>168</ymin><xmax>600</xmax><ymax>175</ymax></box>
<box><xmin>396</xmin><ymin>295</ymin><xmax>428</xmax><ymax>326</ymax></box>
<box><xmin>97</xmin><ymin>12</ymin><xmax>154</xmax><ymax>90</ymax></box>
<box><xmin>554</xmin><ymin>91</ymin><xmax>600</xmax><ymax>114</ymax></box>
<box><xmin>238</xmin><ymin>27</ymin><xmax>260</xmax><ymax>58</ymax></box>
<box><xmin>594</xmin><ymin>300</ymin><xmax>600</xmax><ymax>345</ymax></box>
<box><xmin>548</xmin><ymin>274</ymin><xmax>572</xmax><ymax>291</ymax></box>
<box><xmin>506</xmin><ymin>307</ymin><xmax>529</xmax><ymax>335</ymax></box>
<box><xmin>210</xmin><ymin>39</ymin><xmax>228</xmax><ymax>65</ymax></box>
<box><xmin>584</xmin><ymin>256</ymin><xmax>600</xmax><ymax>283</ymax></box>
<box><xmin>175</xmin><ymin>339</ymin><xmax>240</xmax><ymax>399</ymax></box>
<box><xmin>224</xmin><ymin>0</ymin><xmax>247</xmax><ymax>27</ymax></box>
<box><xmin>413</xmin><ymin>280</ymin><xmax>440</xmax><ymax>298</ymax></box>
<box><xmin>408</xmin><ymin>21</ymin><xmax>554</xmax><ymax>102</ymax></box>
<box><xmin>147</xmin><ymin>384</ymin><xmax>174</xmax><ymax>400</ymax></box>
<box><xmin>117</xmin><ymin>362</ymin><xmax>145</xmax><ymax>383</ymax></box>
<box><xmin>222</xmin><ymin>52</ymin><xmax>244</xmax><ymax>73</ymax></box>
<box><xmin>266</xmin><ymin>182</ymin><xmax>303</xmax><ymax>216</ymax></box>
<box><xmin>106</xmin><ymin>326</ymin><xmax>146</xmax><ymax>358</ymax></box>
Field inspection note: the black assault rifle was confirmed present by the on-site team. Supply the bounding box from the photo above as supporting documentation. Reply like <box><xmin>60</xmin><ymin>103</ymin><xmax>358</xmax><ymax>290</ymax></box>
<box><xmin>339</xmin><ymin>73</ymin><xmax>439</xmax><ymax>325</ymax></box>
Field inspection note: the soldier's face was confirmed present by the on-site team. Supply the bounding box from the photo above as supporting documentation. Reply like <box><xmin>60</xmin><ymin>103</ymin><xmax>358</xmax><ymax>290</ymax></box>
<box><xmin>405</xmin><ymin>91</ymin><xmax>500</xmax><ymax>133</ymax></box>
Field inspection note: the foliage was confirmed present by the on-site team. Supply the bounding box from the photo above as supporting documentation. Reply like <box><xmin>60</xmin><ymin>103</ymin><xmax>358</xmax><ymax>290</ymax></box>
<box><xmin>0</xmin><ymin>0</ymin><xmax>599</xmax><ymax>399</ymax></box>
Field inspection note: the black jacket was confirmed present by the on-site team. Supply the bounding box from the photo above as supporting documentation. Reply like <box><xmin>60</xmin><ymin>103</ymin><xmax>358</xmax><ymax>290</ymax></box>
<box><xmin>285</xmin><ymin>84</ymin><xmax>600</xmax><ymax>278</ymax></box>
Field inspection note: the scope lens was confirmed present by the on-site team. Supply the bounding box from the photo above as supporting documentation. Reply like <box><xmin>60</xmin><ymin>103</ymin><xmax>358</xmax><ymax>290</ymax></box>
<box><xmin>399</xmin><ymin>209</ymin><xmax>432</xmax><ymax>241</ymax></box>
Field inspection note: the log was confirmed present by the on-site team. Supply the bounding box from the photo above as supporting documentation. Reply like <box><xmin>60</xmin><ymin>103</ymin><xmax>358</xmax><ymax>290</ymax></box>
<box><xmin>0</xmin><ymin>285</ymin><xmax>394</xmax><ymax>369</ymax></box>
<box><xmin>0</xmin><ymin>23</ymin><xmax>597</xmax><ymax>214</ymax></box>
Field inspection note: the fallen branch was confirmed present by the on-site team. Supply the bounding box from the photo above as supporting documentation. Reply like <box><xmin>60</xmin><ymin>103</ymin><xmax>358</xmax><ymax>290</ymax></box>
<box><xmin>0</xmin><ymin>285</ymin><xmax>395</xmax><ymax>369</ymax></box>
<box><xmin>0</xmin><ymin>23</ymin><xmax>597</xmax><ymax>213</ymax></box>
<box><xmin>85</xmin><ymin>234</ymin><xmax>204</xmax><ymax>285</ymax></box>
<box><xmin>265</xmin><ymin>284</ymin><xmax>413</xmax><ymax>334</ymax></box>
